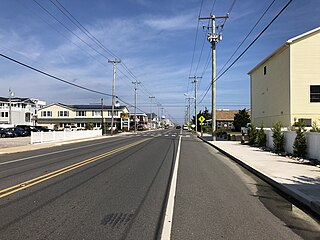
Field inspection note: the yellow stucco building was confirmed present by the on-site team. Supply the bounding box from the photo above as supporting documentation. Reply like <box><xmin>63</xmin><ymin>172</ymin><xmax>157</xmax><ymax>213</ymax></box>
<box><xmin>248</xmin><ymin>27</ymin><xmax>320</xmax><ymax>128</ymax></box>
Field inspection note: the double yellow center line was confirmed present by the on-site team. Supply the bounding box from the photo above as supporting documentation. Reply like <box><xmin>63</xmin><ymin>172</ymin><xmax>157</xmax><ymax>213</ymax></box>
<box><xmin>0</xmin><ymin>138</ymin><xmax>149</xmax><ymax>199</ymax></box>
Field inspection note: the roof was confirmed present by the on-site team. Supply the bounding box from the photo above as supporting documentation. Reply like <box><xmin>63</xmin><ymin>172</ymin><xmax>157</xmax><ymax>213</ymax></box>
<box><xmin>248</xmin><ymin>27</ymin><xmax>320</xmax><ymax>74</ymax></box>
<box><xmin>216</xmin><ymin>110</ymin><xmax>239</xmax><ymax>121</ymax></box>
<box><xmin>0</xmin><ymin>97</ymin><xmax>36</xmax><ymax>104</ymax></box>
<box><xmin>40</xmin><ymin>103</ymin><xmax>127</xmax><ymax>111</ymax></box>
<box><xmin>216</xmin><ymin>109</ymin><xmax>251</xmax><ymax>121</ymax></box>
<box><xmin>69</xmin><ymin>105</ymin><xmax>127</xmax><ymax>110</ymax></box>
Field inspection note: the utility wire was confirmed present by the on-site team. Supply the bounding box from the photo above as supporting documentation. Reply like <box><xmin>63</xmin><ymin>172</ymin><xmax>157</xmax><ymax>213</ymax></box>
<box><xmin>217</xmin><ymin>0</ymin><xmax>276</xmax><ymax>76</ymax></box>
<box><xmin>51</xmin><ymin>0</ymin><xmax>159</xmax><ymax>110</ymax></box>
<box><xmin>0</xmin><ymin>53</ymin><xmax>113</xmax><ymax>97</ymax></box>
<box><xmin>198</xmin><ymin>0</ymin><xmax>294</xmax><ymax>104</ymax></box>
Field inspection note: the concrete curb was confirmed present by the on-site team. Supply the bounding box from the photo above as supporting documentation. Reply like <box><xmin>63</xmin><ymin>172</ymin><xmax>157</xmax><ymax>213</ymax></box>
<box><xmin>198</xmin><ymin>136</ymin><xmax>320</xmax><ymax>218</ymax></box>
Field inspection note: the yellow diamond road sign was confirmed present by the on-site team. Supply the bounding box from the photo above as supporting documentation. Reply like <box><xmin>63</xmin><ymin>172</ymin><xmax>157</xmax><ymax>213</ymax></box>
<box><xmin>198</xmin><ymin>116</ymin><xmax>205</xmax><ymax>123</ymax></box>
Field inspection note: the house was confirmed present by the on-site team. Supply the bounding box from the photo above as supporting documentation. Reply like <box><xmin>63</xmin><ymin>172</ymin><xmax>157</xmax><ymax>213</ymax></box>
<box><xmin>129</xmin><ymin>113</ymin><xmax>148</xmax><ymax>130</ymax></box>
<box><xmin>146</xmin><ymin>113</ymin><xmax>159</xmax><ymax>129</ymax></box>
<box><xmin>37</xmin><ymin>103</ymin><xmax>130</xmax><ymax>131</ymax></box>
<box><xmin>0</xmin><ymin>97</ymin><xmax>46</xmax><ymax>126</ymax></box>
<box><xmin>216</xmin><ymin>110</ymin><xmax>239</xmax><ymax>130</ymax></box>
<box><xmin>205</xmin><ymin>109</ymin><xmax>251</xmax><ymax>130</ymax></box>
<box><xmin>248</xmin><ymin>27</ymin><xmax>320</xmax><ymax>128</ymax></box>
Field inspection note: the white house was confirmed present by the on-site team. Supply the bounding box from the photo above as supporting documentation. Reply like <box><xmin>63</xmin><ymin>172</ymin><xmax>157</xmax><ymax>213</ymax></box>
<box><xmin>0</xmin><ymin>97</ymin><xmax>46</xmax><ymax>126</ymax></box>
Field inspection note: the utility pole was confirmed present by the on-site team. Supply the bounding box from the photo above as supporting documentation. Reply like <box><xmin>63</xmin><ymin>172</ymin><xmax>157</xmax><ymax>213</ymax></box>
<box><xmin>132</xmin><ymin>80</ymin><xmax>141</xmax><ymax>133</ymax></box>
<box><xmin>108</xmin><ymin>59</ymin><xmax>121</xmax><ymax>136</ymax></box>
<box><xmin>8</xmin><ymin>88</ymin><xmax>13</xmax><ymax>125</ymax></box>
<box><xmin>199</xmin><ymin>14</ymin><xmax>228</xmax><ymax>141</ymax></box>
<box><xmin>157</xmin><ymin>103</ymin><xmax>161</xmax><ymax>129</ymax></box>
<box><xmin>189</xmin><ymin>76</ymin><xmax>202</xmax><ymax>133</ymax></box>
<box><xmin>101</xmin><ymin>98</ymin><xmax>104</xmax><ymax>135</ymax></box>
<box><xmin>186</xmin><ymin>97</ymin><xmax>193</xmax><ymax>130</ymax></box>
<box><xmin>149</xmin><ymin>96</ymin><xmax>155</xmax><ymax>129</ymax></box>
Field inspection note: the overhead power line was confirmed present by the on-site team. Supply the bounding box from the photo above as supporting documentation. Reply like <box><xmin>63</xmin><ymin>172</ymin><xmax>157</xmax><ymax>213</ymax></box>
<box><xmin>0</xmin><ymin>53</ymin><xmax>113</xmax><ymax>97</ymax></box>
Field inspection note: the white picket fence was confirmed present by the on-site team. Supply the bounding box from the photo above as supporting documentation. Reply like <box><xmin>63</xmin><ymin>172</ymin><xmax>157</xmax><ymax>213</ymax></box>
<box><xmin>265</xmin><ymin>130</ymin><xmax>320</xmax><ymax>160</ymax></box>
<box><xmin>31</xmin><ymin>130</ymin><xmax>102</xmax><ymax>144</ymax></box>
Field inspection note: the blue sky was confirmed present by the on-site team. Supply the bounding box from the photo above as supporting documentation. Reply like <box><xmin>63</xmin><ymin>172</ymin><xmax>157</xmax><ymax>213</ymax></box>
<box><xmin>0</xmin><ymin>0</ymin><xmax>319</xmax><ymax>123</ymax></box>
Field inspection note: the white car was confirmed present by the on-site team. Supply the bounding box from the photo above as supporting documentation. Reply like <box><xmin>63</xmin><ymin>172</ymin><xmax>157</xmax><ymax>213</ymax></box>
<box><xmin>183</xmin><ymin>125</ymin><xmax>188</xmax><ymax>130</ymax></box>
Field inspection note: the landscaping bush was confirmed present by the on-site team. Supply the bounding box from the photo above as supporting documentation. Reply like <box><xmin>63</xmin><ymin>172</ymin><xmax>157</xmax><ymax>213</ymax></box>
<box><xmin>248</xmin><ymin>124</ymin><xmax>257</xmax><ymax>145</ymax></box>
<box><xmin>257</xmin><ymin>123</ymin><xmax>267</xmax><ymax>147</ymax></box>
<box><xmin>293</xmin><ymin>121</ymin><xmax>307</xmax><ymax>158</ymax></box>
<box><xmin>272</xmin><ymin>122</ymin><xmax>284</xmax><ymax>153</ymax></box>
<box><xmin>310</xmin><ymin>121</ymin><xmax>320</xmax><ymax>132</ymax></box>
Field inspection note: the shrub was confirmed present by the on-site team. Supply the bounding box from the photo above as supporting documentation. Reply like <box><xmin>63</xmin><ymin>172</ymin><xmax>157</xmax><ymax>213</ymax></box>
<box><xmin>293</xmin><ymin>121</ymin><xmax>307</xmax><ymax>158</ymax></box>
<box><xmin>272</xmin><ymin>122</ymin><xmax>284</xmax><ymax>153</ymax></box>
<box><xmin>310</xmin><ymin>121</ymin><xmax>320</xmax><ymax>132</ymax></box>
<box><xmin>257</xmin><ymin>123</ymin><xmax>267</xmax><ymax>147</ymax></box>
<box><xmin>248</xmin><ymin>124</ymin><xmax>258</xmax><ymax>145</ymax></box>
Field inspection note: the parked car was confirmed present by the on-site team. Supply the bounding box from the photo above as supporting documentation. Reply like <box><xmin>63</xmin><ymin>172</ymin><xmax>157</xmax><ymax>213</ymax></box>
<box><xmin>175</xmin><ymin>125</ymin><xmax>181</xmax><ymax>129</ymax></box>
<box><xmin>0</xmin><ymin>128</ymin><xmax>15</xmax><ymax>138</ymax></box>
<box><xmin>7</xmin><ymin>127</ymin><xmax>28</xmax><ymax>137</ymax></box>
<box><xmin>64</xmin><ymin>125</ymin><xmax>77</xmax><ymax>131</ymax></box>
<box><xmin>34</xmin><ymin>126</ymin><xmax>53</xmax><ymax>132</ymax></box>
<box><xmin>183</xmin><ymin>125</ymin><xmax>188</xmax><ymax>130</ymax></box>
<box><xmin>16</xmin><ymin>125</ymin><xmax>39</xmax><ymax>135</ymax></box>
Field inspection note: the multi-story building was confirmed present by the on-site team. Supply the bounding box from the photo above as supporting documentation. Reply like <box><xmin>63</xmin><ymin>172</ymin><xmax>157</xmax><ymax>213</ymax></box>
<box><xmin>129</xmin><ymin>113</ymin><xmax>148</xmax><ymax>130</ymax></box>
<box><xmin>248</xmin><ymin>27</ymin><xmax>320</xmax><ymax>127</ymax></box>
<box><xmin>37</xmin><ymin>103</ymin><xmax>130</xmax><ymax>131</ymax></box>
<box><xmin>0</xmin><ymin>97</ymin><xmax>46</xmax><ymax>126</ymax></box>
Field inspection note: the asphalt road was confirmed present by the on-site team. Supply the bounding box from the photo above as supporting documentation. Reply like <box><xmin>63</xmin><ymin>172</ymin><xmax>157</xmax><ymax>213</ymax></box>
<box><xmin>0</xmin><ymin>129</ymin><xmax>318</xmax><ymax>240</ymax></box>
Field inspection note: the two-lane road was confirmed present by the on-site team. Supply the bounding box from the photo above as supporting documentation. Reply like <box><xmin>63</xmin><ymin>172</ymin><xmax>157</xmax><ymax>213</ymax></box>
<box><xmin>0</xmin><ymin>129</ymin><xmax>180</xmax><ymax>239</ymax></box>
<box><xmin>0</xmin><ymin>129</ymin><xmax>318</xmax><ymax>239</ymax></box>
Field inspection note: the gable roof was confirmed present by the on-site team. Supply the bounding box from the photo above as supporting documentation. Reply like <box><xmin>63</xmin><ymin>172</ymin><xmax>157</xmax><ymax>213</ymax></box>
<box><xmin>248</xmin><ymin>27</ymin><xmax>320</xmax><ymax>74</ymax></box>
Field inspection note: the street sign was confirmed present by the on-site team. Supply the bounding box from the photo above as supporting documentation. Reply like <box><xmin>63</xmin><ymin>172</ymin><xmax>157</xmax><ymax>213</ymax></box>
<box><xmin>198</xmin><ymin>116</ymin><xmax>205</xmax><ymax>124</ymax></box>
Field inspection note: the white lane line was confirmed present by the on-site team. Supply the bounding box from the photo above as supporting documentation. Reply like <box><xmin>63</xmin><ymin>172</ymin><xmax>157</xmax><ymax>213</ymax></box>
<box><xmin>161</xmin><ymin>135</ymin><xmax>182</xmax><ymax>240</ymax></box>
<box><xmin>164</xmin><ymin>134</ymin><xmax>169</xmax><ymax>137</ymax></box>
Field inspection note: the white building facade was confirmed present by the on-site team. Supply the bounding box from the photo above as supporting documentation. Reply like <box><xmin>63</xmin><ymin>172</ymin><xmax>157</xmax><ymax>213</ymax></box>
<box><xmin>0</xmin><ymin>97</ymin><xmax>46</xmax><ymax>126</ymax></box>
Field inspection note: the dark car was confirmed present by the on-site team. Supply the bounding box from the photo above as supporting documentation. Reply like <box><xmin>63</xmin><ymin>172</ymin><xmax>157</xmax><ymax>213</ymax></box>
<box><xmin>16</xmin><ymin>125</ymin><xmax>39</xmax><ymax>135</ymax></box>
<box><xmin>137</xmin><ymin>125</ymin><xmax>144</xmax><ymax>131</ymax></box>
<box><xmin>175</xmin><ymin>125</ymin><xmax>181</xmax><ymax>129</ymax></box>
<box><xmin>34</xmin><ymin>126</ymin><xmax>53</xmax><ymax>132</ymax></box>
<box><xmin>0</xmin><ymin>128</ymin><xmax>15</xmax><ymax>138</ymax></box>
<box><xmin>7</xmin><ymin>127</ymin><xmax>28</xmax><ymax>137</ymax></box>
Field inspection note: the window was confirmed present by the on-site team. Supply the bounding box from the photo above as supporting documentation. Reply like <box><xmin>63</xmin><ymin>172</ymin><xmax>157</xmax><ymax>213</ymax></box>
<box><xmin>41</xmin><ymin>111</ymin><xmax>52</xmax><ymax>117</ymax></box>
<box><xmin>76</xmin><ymin>111</ymin><xmax>86</xmax><ymax>116</ymax></box>
<box><xmin>58</xmin><ymin>111</ymin><xmax>69</xmax><ymax>117</ymax></box>
<box><xmin>310</xmin><ymin>85</ymin><xmax>320</xmax><ymax>102</ymax></box>
<box><xmin>5</xmin><ymin>112</ymin><xmax>8</xmax><ymax>117</ymax></box>
<box><xmin>263</xmin><ymin>66</ymin><xmax>267</xmax><ymax>75</ymax></box>
<box><xmin>92</xmin><ymin>111</ymin><xmax>101</xmax><ymax>117</ymax></box>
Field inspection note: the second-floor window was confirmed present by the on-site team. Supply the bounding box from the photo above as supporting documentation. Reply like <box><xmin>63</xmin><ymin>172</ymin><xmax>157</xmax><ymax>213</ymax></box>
<box><xmin>41</xmin><ymin>111</ymin><xmax>52</xmax><ymax>117</ymax></box>
<box><xmin>76</xmin><ymin>111</ymin><xmax>86</xmax><ymax>116</ymax></box>
<box><xmin>310</xmin><ymin>85</ymin><xmax>320</xmax><ymax>102</ymax></box>
<box><xmin>1</xmin><ymin>112</ymin><xmax>9</xmax><ymax>118</ymax></box>
<box><xmin>58</xmin><ymin>111</ymin><xmax>69</xmax><ymax>117</ymax></box>
<box><xmin>92</xmin><ymin>111</ymin><xmax>101</xmax><ymax>117</ymax></box>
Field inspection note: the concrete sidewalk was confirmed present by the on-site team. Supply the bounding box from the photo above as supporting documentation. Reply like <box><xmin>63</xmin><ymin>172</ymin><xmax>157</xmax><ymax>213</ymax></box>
<box><xmin>199</xmin><ymin>136</ymin><xmax>320</xmax><ymax>217</ymax></box>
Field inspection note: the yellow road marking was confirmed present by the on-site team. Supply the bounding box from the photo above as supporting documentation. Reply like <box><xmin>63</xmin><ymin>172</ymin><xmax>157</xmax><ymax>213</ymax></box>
<box><xmin>0</xmin><ymin>138</ymin><xmax>149</xmax><ymax>199</ymax></box>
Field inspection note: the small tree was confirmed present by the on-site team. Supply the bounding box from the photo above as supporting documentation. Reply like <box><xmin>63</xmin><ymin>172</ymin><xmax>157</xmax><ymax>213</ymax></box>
<box><xmin>257</xmin><ymin>123</ymin><xmax>267</xmax><ymax>147</ymax></box>
<box><xmin>233</xmin><ymin>108</ymin><xmax>251</xmax><ymax>132</ymax></box>
<box><xmin>272</xmin><ymin>122</ymin><xmax>285</xmax><ymax>153</ymax></box>
<box><xmin>248</xmin><ymin>124</ymin><xmax>257</xmax><ymax>145</ymax></box>
<box><xmin>293</xmin><ymin>121</ymin><xmax>307</xmax><ymax>158</ymax></box>
<box><xmin>310</xmin><ymin>121</ymin><xmax>320</xmax><ymax>132</ymax></box>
